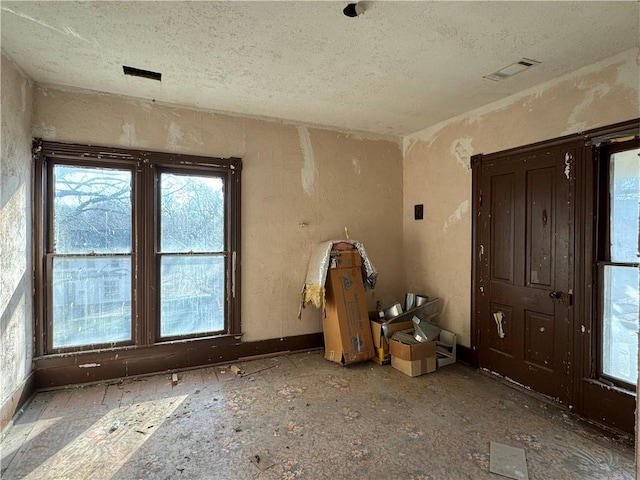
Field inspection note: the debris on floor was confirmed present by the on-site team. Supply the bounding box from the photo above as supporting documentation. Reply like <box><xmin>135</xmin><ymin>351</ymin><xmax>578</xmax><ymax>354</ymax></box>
<box><xmin>230</xmin><ymin>365</ymin><xmax>244</xmax><ymax>376</ymax></box>
<box><xmin>171</xmin><ymin>373</ymin><xmax>179</xmax><ymax>386</ymax></box>
<box><xmin>108</xmin><ymin>420</ymin><xmax>120</xmax><ymax>433</ymax></box>
<box><xmin>489</xmin><ymin>441</ymin><xmax>529</xmax><ymax>480</ymax></box>
<box><xmin>249</xmin><ymin>452</ymin><xmax>275</xmax><ymax>471</ymax></box>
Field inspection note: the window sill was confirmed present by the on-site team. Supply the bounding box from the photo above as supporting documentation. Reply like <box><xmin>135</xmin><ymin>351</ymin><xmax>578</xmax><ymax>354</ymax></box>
<box><xmin>583</xmin><ymin>378</ymin><xmax>636</xmax><ymax>397</ymax></box>
<box><xmin>32</xmin><ymin>332</ymin><xmax>323</xmax><ymax>389</ymax></box>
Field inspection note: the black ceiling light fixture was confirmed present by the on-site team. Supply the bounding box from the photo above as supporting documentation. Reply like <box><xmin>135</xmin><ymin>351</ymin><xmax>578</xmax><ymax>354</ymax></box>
<box><xmin>343</xmin><ymin>2</ymin><xmax>365</xmax><ymax>17</ymax></box>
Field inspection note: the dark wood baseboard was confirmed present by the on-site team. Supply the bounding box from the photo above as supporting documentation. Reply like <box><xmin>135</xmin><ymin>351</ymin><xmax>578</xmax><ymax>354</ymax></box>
<box><xmin>456</xmin><ymin>344</ymin><xmax>477</xmax><ymax>367</ymax></box>
<box><xmin>1</xmin><ymin>373</ymin><xmax>35</xmax><ymax>433</ymax></box>
<box><xmin>34</xmin><ymin>333</ymin><xmax>324</xmax><ymax>389</ymax></box>
<box><xmin>580</xmin><ymin>379</ymin><xmax>636</xmax><ymax>435</ymax></box>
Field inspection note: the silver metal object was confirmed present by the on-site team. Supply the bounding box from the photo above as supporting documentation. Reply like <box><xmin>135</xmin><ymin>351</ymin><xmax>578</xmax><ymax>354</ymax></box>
<box><xmin>414</xmin><ymin>295</ymin><xmax>429</xmax><ymax>307</ymax></box>
<box><xmin>404</xmin><ymin>293</ymin><xmax>415</xmax><ymax>311</ymax></box>
<box><xmin>383</xmin><ymin>303</ymin><xmax>403</xmax><ymax>319</ymax></box>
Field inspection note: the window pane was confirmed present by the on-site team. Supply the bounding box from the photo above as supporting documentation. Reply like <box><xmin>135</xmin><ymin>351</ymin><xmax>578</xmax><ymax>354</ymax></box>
<box><xmin>52</xmin><ymin>257</ymin><xmax>131</xmax><ymax>348</ymax></box>
<box><xmin>160</xmin><ymin>255</ymin><xmax>224</xmax><ymax>337</ymax></box>
<box><xmin>610</xmin><ymin>149</ymin><xmax>640</xmax><ymax>262</ymax></box>
<box><xmin>160</xmin><ymin>173</ymin><xmax>224</xmax><ymax>253</ymax></box>
<box><xmin>602</xmin><ymin>265</ymin><xmax>639</xmax><ymax>385</ymax></box>
<box><xmin>54</xmin><ymin>165</ymin><xmax>132</xmax><ymax>254</ymax></box>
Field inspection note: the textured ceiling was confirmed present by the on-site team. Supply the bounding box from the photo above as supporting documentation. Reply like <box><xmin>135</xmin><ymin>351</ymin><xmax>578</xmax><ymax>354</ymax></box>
<box><xmin>1</xmin><ymin>1</ymin><xmax>639</xmax><ymax>137</ymax></box>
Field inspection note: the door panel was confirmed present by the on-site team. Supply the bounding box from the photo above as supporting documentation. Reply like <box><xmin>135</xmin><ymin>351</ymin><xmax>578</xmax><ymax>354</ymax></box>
<box><xmin>490</xmin><ymin>174</ymin><xmax>515</xmax><ymax>283</ymax></box>
<box><xmin>526</xmin><ymin>168</ymin><xmax>554</xmax><ymax>288</ymax></box>
<box><xmin>477</xmin><ymin>146</ymin><xmax>573</xmax><ymax>404</ymax></box>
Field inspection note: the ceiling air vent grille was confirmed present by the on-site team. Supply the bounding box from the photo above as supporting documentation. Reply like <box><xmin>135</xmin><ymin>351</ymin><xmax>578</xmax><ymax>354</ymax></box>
<box><xmin>484</xmin><ymin>58</ymin><xmax>540</xmax><ymax>81</ymax></box>
<box><xmin>123</xmin><ymin>65</ymin><xmax>162</xmax><ymax>81</ymax></box>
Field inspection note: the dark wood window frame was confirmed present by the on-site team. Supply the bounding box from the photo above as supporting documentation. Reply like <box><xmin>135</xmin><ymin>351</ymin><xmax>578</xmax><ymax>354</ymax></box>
<box><xmin>33</xmin><ymin>140</ymin><xmax>243</xmax><ymax>382</ymax></box>
<box><xmin>593</xmin><ymin>139</ymin><xmax>640</xmax><ymax>392</ymax></box>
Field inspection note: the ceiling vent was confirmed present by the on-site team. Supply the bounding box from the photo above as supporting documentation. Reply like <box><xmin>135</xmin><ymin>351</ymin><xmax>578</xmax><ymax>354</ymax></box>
<box><xmin>483</xmin><ymin>58</ymin><xmax>540</xmax><ymax>81</ymax></box>
<box><xmin>123</xmin><ymin>65</ymin><xmax>162</xmax><ymax>81</ymax></box>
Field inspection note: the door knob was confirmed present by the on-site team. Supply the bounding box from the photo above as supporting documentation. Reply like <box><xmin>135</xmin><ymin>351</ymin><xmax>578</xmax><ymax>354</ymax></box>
<box><xmin>549</xmin><ymin>290</ymin><xmax>573</xmax><ymax>305</ymax></box>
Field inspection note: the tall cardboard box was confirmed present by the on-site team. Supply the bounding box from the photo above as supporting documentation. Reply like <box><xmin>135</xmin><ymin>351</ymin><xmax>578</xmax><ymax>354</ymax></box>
<box><xmin>323</xmin><ymin>250</ymin><xmax>375</xmax><ymax>365</ymax></box>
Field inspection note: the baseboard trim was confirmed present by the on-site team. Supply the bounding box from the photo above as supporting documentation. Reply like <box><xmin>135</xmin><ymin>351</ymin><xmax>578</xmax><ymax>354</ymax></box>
<box><xmin>456</xmin><ymin>344</ymin><xmax>477</xmax><ymax>367</ymax></box>
<box><xmin>1</xmin><ymin>372</ymin><xmax>35</xmax><ymax>433</ymax></box>
<box><xmin>34</xmin><ymin>333</ymin><xmax>324</xmax><ymax>389</ymax></box>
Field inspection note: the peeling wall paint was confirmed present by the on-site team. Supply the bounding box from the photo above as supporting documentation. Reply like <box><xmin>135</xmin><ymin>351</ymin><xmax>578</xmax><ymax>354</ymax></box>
<box><xmin>403</xmin><ymin>47</ymin><xmax>640</xmax><ymax>347</ymax></box>
<box><xmin>166</xmin><ymin>121</ymin><xmax>184</xmax><ymax>151</ymax></box>
<box><xmin>32</xmin><ymin>86</ymin><xmax>404</xmax><ymax>342</ymax></box>
<box><xmin>1</xmin><ymin>53</ymin><xmax>34</xmax><ymax>416</ymax></box>
<box><xmin>442</xmin><ymin>200</ymin><xmax>469</xmax><ymax>232</ymax></box>
<box><xmin>119</xmin><ymin>122</ymin><xmax>142</xmax><ymax>147</ymax></box>
<box><xmin>298</xmin><ymin>125</ymin><xmax>317</xmax><ymax>196</ymax></box>
<box><xmin>35</xmin><ymin>123</ymin><xmax>56</xmax><ymax>139</ymax></box>
<box><xmin>352</xmin><ymin>156</ymin><xmax>361</xmax><ymax>175</ymax></box>
<box><xmin>450</xmin><ymin>137</ymin><xmax>473</xmax><ymax>170</ymax></box>
<box><xmin>566</xmin><ymin>82</ymin><xmax>611</xmax><ymax>132</ymax></box>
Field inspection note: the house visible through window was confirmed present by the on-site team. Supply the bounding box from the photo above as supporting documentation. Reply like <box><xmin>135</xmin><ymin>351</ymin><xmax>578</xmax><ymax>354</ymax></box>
<box><xmin>597</xmin><ymin>142</ymin><xmax>640</xmax><ymax>387</ymax></box>
<box><xmin>35</xmin><ymin>141</ymin><xmax>241</xmax><ymax>355</ymax></box>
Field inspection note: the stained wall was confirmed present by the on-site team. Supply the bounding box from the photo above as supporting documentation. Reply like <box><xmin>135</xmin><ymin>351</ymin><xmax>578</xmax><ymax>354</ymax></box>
<box><xmin>403</xmin><ymin>47</ymin><xmax>640</xmax><ymax>347</ymax></box>
<box><xmin>32</xmin><ymin>87</ymin><xmax>404</xmax><ymax>342</ymax></box>
<box><xmin>1</xmin><ymin>53</ymin><xmax>35</xmax><ymax>427</ymax></box>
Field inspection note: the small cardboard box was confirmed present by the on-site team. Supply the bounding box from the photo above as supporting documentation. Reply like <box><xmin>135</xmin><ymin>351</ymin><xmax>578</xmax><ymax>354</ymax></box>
<box><xmin>389</xmin><ymin>334</ymin><xmax>437</xmax><ymax>361</ymax></box>
<box><xmin>389</xmin><ymin>330</ymin><xmax>437</xmax><ymax>377</ymax></box>
<box><xmin>370</xmin><ymin>319</ymin><xmax>414</xmax><ymax>365</ymax></box>
<box><xmin>391</xmin><ymin>356</ymin><xmax>437</xmax><ymax>377</ymax></box>
<box><xmin>323</xmin><ymin>250</ymin><xmax>374</xmax><ymax>365</ymax></box>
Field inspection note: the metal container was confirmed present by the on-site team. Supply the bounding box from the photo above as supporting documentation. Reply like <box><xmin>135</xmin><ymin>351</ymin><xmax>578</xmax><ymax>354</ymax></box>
<box><xmin>414</xmin><ymin>295</ymin><xmax>430</xmax><ymax>307</ymax></box>
<box><xmin>404</xmin><ymin>293</ymin><xmax>416</xmax><ymax>311</ymax></box>
<box><xmin>383</xmin><ymin>302</ymin><xmax>403</xmax><ymax>319</ymax></box>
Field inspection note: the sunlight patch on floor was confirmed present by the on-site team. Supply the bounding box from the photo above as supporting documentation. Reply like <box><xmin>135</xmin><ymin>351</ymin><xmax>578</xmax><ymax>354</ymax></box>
<box><xmin>24</xmin><ymin>394</ymin><xmax>187</xmax><ymax>480</ymax></box>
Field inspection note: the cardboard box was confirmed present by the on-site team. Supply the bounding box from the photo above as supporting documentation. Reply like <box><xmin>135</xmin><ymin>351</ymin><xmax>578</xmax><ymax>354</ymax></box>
<box><xmin>370</xmin><ymin>319</ymin><xmax>414</xmax><ymax>365</ymax></box>
<box><xmin>391</xmin><ymin>356</ymin><xmax>437</xmax><ymax>377</ymax></box>
<box><xmin>436</xmin><ymin>330</ymin><xmax>457</xmax><ymax>368</ymax></box>
<box><xmin>389</xmin><ymin>329</ymin><xmax>437</xmax><ymax>377</ymax></box>
<box><xmin>322</xmin><ymin>250</ymin><xmax>374</xmax><ymax>365</ymax></box>
<box><xmin>329</xmin><ymin>249</ymin><xmax>361</xmax><ymax>268</ymax></box>
<box><xmin>389</xmin><ymin>332</ymin><xmax>436</xmax><ymax>360</ymax></box>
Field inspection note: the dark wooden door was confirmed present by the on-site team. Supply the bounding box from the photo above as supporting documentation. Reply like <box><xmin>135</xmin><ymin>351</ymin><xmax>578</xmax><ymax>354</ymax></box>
<box><xmin>475</xmin><ymin>144</ymin><xmax>575</xmax><ymax>404</ymax></box>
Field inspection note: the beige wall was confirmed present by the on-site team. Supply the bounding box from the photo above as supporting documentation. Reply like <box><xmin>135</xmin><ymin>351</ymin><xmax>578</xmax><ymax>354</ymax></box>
<box><xmin>1</xmin><ymin>54</ymin><xmax>34</xmax><ymax>414</ymax></box>
<box><xmin>403</xmin><ymin>47</ymin><xmax>640</xmax><ymax>347</ymax></box>
<box><xmin>32</xmin><ymin>87</ymin><xmax>404</xmax><ymax>342</ymax></box>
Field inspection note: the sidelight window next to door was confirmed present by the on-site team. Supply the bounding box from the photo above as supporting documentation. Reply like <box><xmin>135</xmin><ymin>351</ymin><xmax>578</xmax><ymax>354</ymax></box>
<box><xmin>599</xmin><ymin>145</ymin><xmax>640</xmax><ymax>387</ymax></box>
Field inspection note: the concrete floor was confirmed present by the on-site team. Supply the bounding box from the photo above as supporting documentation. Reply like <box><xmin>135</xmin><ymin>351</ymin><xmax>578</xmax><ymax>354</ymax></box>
<box><xmin>1</xmin><ymin>351</ymin><xmax>634</xmax><ymax>479</ymax></box>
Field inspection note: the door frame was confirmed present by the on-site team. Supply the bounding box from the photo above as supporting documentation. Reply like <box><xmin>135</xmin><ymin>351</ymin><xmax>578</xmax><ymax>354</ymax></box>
<box><xmin>470</xmin><ymin>118</ymin><xmax>640</xmax><ymax>433</ymax></box>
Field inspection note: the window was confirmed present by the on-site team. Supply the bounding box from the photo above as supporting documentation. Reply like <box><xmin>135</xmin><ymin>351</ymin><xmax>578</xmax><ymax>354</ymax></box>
<box><xmin>159</xmin><ymin>172</ymin><xmax>225</xmax><ymax>338</ymax></box>
<box><xmin>51</xmin><ymin>165</ymin><xmax>133</xmax><ymax>349</ymax></box>
<box><xmin>34</xmin><ymin>141</ymin><xmax>241</xmax><ymax>355</ymax></box>
<box><xmin>597</xmin><ymin>142</ymin><xmax>639</xmax><ymax>387</ymax></box>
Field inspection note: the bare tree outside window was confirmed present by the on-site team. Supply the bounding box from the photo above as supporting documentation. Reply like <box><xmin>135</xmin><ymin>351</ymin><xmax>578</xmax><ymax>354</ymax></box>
<box><xmin>35</xmin><ymin>141</ymin><xmax>241</xmax><ymax>357</ymax></box>
<box><xmin>159</xmin><ymin>173</ymin><xmax>226</xmax><ymax>337</ymax></box>
<box><xmin>52</xmin><ymin>166</ymin><xmax>132</xmax><ymax>348</ymax></box>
